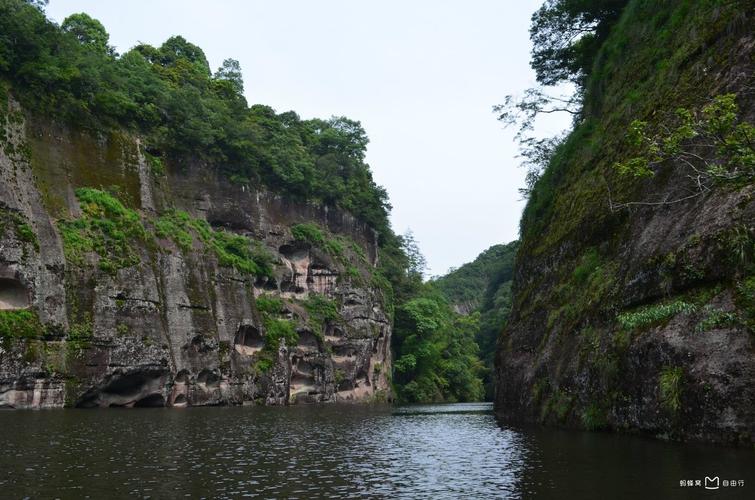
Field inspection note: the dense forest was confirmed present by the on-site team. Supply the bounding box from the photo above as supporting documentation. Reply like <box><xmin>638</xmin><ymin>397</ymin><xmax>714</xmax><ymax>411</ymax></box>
<box><xmin>431</xmin><ymin>242</ymin><xmax>518</xmax><ymax>399</ymax></box>
<box><xmin>370</xmin><ymin>233</ymin><xmax>488</xmax><ymax>403</ymax></box>
<box><xmin>0</xmin><ymin>0</ymin><xmax>390</xmax><ymax>236</ymax></box>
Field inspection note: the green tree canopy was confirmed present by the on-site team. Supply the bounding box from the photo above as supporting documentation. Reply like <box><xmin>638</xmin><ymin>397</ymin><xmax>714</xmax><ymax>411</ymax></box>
<box><xmin>61</xmin><ymin>13</ymin><xmax>110</xmax><ymax>54</ymax></box>
<box><xmin>431</xmin><ymin>241</ymin><xmax>518</xmax><ymax>399</ymax></box>
<box><xmin>0</xmin><ymin>0</ymin><xmax>392</xmax><ymax>238</ymax></box>
<box><xmin>214</xmin><ymin>58</ymin><xmax>244</xmax><ymax>96</ymax></box>
<box><xmin>530</xmin><ymin>0</ymin><xmax>628</xmax><ymax>87</ymax></box>
<box><xmin>389</xmin><ymin>241</ymin><xmax>486</xmax><ymax>404</ymax></box>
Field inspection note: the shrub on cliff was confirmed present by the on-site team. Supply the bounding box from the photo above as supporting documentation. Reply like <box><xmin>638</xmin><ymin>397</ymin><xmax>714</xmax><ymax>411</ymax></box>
<box><xmin>0</xmin><ymin>310</ymin><xmax>43</xmax><ymax>339</ymax></box>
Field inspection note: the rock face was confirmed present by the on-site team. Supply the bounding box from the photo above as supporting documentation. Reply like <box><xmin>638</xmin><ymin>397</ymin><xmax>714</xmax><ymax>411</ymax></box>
<box><xmin>495</xmin><ymin>2</ymin><xmax>753</xmax><ymax>445</ymax></box>
<box><xmin>0</xmin><ymin>98</ymin><xmax>392</xmax><ymax>409</ymax></box>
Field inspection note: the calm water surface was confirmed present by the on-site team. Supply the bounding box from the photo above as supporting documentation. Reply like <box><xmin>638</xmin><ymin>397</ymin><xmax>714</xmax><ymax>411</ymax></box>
<box><xmin>0</xmin><ymin>403</ymin><xmax>752</xmax><ymax>499</ymax></box>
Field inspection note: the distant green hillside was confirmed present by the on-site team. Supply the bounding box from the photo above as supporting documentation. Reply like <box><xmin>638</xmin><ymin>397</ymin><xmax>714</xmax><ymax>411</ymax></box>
<box><xmin>431</xmin><ymin>241</ymin><xmax>518</xmax><ymax>398</ymax></box>
<box><xmin>431</xmin><ymin>243</ymin><xmax>518</xmax><ymax>314</ymax></box>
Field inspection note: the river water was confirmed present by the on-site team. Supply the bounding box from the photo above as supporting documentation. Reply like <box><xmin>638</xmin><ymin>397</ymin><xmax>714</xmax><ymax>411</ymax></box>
<box><xmin>0</xmin><ymin>402</ymin><xmax>751</xmax><ymax>499</ymax></box>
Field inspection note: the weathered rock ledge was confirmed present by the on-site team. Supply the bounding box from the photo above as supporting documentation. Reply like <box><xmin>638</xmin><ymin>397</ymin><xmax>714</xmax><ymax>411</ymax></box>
<box><xmin>0</xmin><ymin>98</ymin><xmax>392</xmax><ymax>408</ymax></box>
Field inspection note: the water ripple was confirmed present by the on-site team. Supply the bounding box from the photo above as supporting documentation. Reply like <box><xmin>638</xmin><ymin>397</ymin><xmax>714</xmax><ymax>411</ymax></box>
<box><xmin>0</xmin><ymin>403</ymin><xmax>524</xmax><ymax>498</ymax></box>
<box><xmin>0</xmin><ymin>402</ymin><xmax>752</xmax><ymax>499</ymax></box>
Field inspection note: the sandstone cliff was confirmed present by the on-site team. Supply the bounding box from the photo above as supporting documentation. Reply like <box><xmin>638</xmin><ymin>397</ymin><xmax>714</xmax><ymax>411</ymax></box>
<box><xmin>0</xmin><ymin>95</ymin><xmax>392</xmax><ymax>408</ymax></box>
<box><xmin>495</xmin><ymin>1</ymin><xmax>754</xmax><ymax>445</ymax></box>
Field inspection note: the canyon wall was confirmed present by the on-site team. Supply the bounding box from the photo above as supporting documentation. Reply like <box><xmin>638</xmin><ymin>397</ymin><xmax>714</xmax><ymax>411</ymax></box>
<box><xmin>0</xmin><ymin>96</ymin><xmax>392</xmax><ymax>408</ymax></box>
<box><xmin>495</xmin><ymin>1</ymin><xmax>753</xmax><ymax>445</ymax></box>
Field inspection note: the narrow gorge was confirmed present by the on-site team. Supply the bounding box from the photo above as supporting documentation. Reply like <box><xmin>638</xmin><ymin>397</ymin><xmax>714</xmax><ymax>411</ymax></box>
<box><xmin>1</xmin><ymin>0</ymin><xmax>754</xmax><ymax>496</ymax></box>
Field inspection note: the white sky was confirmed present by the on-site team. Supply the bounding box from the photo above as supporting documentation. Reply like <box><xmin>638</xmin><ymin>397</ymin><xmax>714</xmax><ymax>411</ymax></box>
<box><xmin>47</xmin><ymin>0</ymin><xmax>571</xmax><ymax>276</ymax></box>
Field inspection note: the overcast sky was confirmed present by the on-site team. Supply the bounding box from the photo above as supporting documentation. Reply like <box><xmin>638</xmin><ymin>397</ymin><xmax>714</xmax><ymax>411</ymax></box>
<box><xmin>47</xmin><ymin>0</ymin><xmax>570</xmax><ymax>276</ymax></box>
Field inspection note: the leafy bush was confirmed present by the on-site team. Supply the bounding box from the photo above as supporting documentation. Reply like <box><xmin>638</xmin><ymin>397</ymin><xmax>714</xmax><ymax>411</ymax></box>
<box><xmin>67</xmin><ymin>318</ymin><xmax>93</xmax><ymax>350</ymax></box>
<box><xmin>255</xmin><ymin>294</ymin><xmax>283</xmax><ymax>316</ymax></box>
<box><xmin>254</xmin><ymin>357</ymin><xmax>273</xmax><ymax>373</ymax></box>
<box><xmin>291</xmin><ymin>223</ymin><xmax>324</xmax><ymax>245</ymax></box>
<box><xmin>719</xmin><ymin>224</ymin><xmax>754</xmax><ymax>267</ymax></box>
<box><xmin>154</xmin><ymin>210</ymin><xmax>193</xmax><ymax>250</ymax></box>
<box><xmin>253</xmin><ymin>294</ymin><xmax>297</xmax><ymax>354</ymax></box>
<box><xmin>302</xmin><ymin>294</ymin><xmax>339</xmax><ymax>332</ymax></box>
<box><xmin>0</xmin><ymin>209</ymin><xmax>39</xmax><ymax>252</ymax></box>
<box><xmin>144</xmin><ymin>152</ymin><xmax>165</xmax><ymax>175</ymax></box>
<box><xmin>581</xmin><ymin>403</ymin><xmax>608</xmax><ymax>430</ymax></box>
<box><xmin>14</xmin><ymin>221</ymin><xmax>38</xmax><ymax>250</ymax></box>
<box><xmin>323</xmin><ymin>237</ymin><xmax>344</xmax><ymax>257</ymax></box>
<box><xmin>613</xmin><ymin>94</ymin><xmax>755</xmax><ymax>209</ymax></box>
<box><xmin>263</xmin><ymin>318</ymin><xmax>298</xmax><ymax>350</ymax></box>
<box><xmin>0</xmin><ymin>310</ymin><xmax>43</xmax><ymax>339</ymax></box>
<box><xmin>572</xmin><ymin>248</ymin><xmax>600</xmax><ymax>284</ymax></box>
<box><xmin>206</xmin><ymin>226</ymin><xmax>269</xmax><ymax>276</ymax></box>
<box><xmin>400</xmin><ymin>376</ymin><xmax>444</xmax><ymax>404</ymax></box>
<box><xmin>59</xmin><ymin>188</ymin><xmax>148</xmax><ymax>273</ymax></box>
<box><xmin>696</xmin><ymin>307</ymin><xmax>739</xmax><ymax>333</ymax></box>
<box><xmin>545</xmin><ymin>389</ymin><xmax>573</xmax><ymax>422</ymax></box>
<box><xmin>394</xmin><ymin>354</ymin><xmax>417</xmax><ymax>374</ymax></box>
<box><xmin>736</xmin><ymin>276</ymin><xmax>755</xmax><ymax>333</ymax></box>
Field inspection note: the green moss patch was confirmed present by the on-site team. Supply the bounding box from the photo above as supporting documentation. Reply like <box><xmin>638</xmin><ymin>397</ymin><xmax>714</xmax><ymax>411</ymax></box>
<box><xmin>58</xmin><ymin>188</ymin><xmax>149</xmax><ymax>274</ymax></box>
<box><xmin>155</xmin><ymin>209</ymin><xmax>273</xmax><ymax>277</ymax></box>
<box><xmin>58</xmin><ymin>190</ymin><xmax>274</xmax><ymax>277</ymax></box>
<box><xmin>301</xmin><ymin>294</ymin><xmax>340</xmax><ymax>332</ymax></box>
<box><xmin>0</xmin><ymin>310</ymin><xmax>43</xmax><ymax>339</ymax></box>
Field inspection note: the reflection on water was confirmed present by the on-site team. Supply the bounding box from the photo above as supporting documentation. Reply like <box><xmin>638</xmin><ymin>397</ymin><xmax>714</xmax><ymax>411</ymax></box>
<box><xmin>0</xmin><ymin>403</ymin><xmax>751</xmax><ymax>498</ymax></box>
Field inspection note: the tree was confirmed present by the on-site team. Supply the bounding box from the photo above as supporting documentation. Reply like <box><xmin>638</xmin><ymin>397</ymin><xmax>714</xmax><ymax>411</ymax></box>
<box><xmin>24</xmin><ymin>0</ymin><xmax>46</xmax><ymax>10</ymax></box>
<box><xmin>609</xmin><ymin>93</ymin><xmax>755</xmax><ymax>210</ymax></box>
<box><xmin>306</xmin><ymin>116</ymin><xmax>369</xmax><ymax>161</ymax></box>
<box><xmin>61</xmin><ymin>13</ymin><xmax>110</xmax><ymax>54</ymax></box>
<box><xmin>494</xmin><ymin>89</ymin><xmax>574</xmax><ymax>198</ymax></box>
<box><xmin>495</xmin><ymin>1</ymin><xmax>628</xmax><ymax>199</ymax></box>
<box><xmin>159</xmin><ymin>35</ymin><xmax>209</xmax><ymax>68</ymax></box>
<box><xmin>392</xmin><ymin>291</ymin><xmax>485</xmax><ymax>403</ymax></box>
<box><xmin>401</xmin><ymin>230</ymin><xmax>427</xmax><ymax>280</ymax></box>
<box><xmin>530</xmin><ymin>0</ymin><xmax>628</xmax><ymax>87</ymax></box>
<box><xmin>214</xmin><ymin>58</ymin><xmax>244</xmax><ymax>95</ymax></box>
<box><xmin>431</xmin><ymin>241</ymin><xmax>518</xmax><ymax>399</ymax></box>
